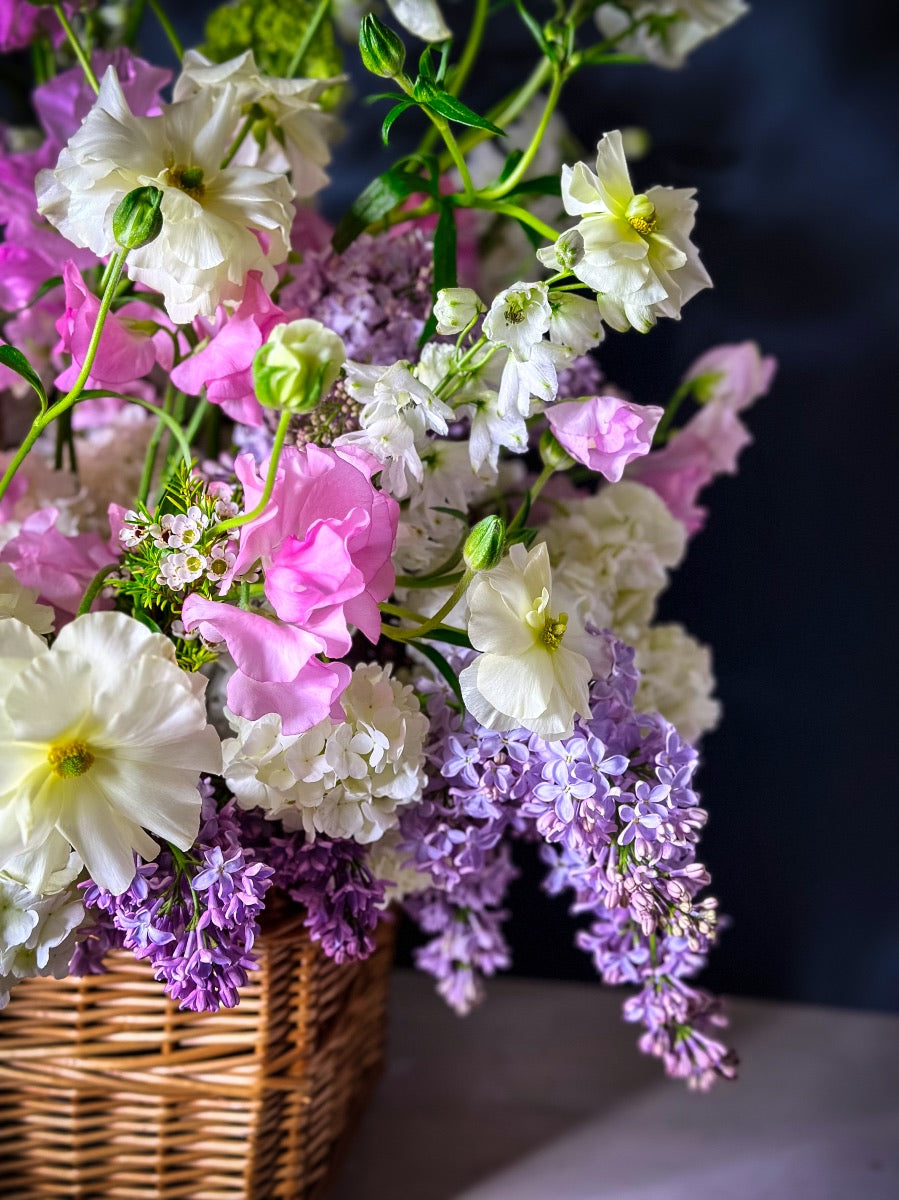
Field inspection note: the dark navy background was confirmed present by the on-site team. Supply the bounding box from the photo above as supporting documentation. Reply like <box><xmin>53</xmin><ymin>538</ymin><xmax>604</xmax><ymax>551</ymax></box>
<box><xmin>5</xmin><ymin>1</ymin><xmax>897</xmax><ymax>1009</ymax></box>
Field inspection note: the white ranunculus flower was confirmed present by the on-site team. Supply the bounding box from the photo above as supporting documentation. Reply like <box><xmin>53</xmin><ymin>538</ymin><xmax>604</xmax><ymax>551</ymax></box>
<box><xmin>595</xmin><ymin>1</ymin><xmax>749</xmax><ymax>70</ymax></box>
<box><xmin>36</xmin><ymin>67</ymin><xmax>295</xmax><ymax>323</ymax></box>
<box><xmin>537</xmin><ymin>130</ymin><xmax>711</xmax><ymax>331</ymax></box>
<box><xmin>174</xmin><ymin>50</ymin><xmax>339</xmax><ymax>198</ymax></box>
<box><xmin>459</xmin><ymin>541</ymin><xmax>595</xmax><ymax>740</ymax></box>
<box><xmin>0</xmin><ymin>613</ymin><xmax>222</xmax><ymax>895</ymax></box>
<box><xmin>0</xmin><ymin>563</ymin><xmax>53</xmax><ymax>636</ymax></box>
<box><xmin>224</xmin><ymin>663</ymin><xmax>429</xmax><ymax>844</ymax></box>
<box><xmin>541</xmin><ymin>481</ymin><xmax>686</xmax><ymax>644</ymax></box>
<box><xmin>634</xmin><ymin>623</ymin><xmax>721</xmax><ymax>743</ymax></box>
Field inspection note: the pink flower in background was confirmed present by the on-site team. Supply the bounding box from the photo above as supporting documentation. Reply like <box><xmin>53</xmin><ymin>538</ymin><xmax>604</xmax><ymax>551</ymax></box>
<box><xmin>628</xmin><ymin>342</ymin><xmax>776</xmax><ymax>534</ymax></box>
<box><xmin>230</xmin><ymin>443</ymin><xmax>398</xmax><ymax>646</ymax></box>
<box><xmin>170</xmin><ymin>273</ymin><xmax>286</xmax><ymax>427</ymax></box>
<box><xmin>547</xmin><ymin>395</ymin><xmax>663</xmax><ymax>482</ymax></box>
<box><xmin>54</xmin><ymin>260</ymin><xmax>175</xmax><ymax>392</ymax></box>
<box><xmin>0</xmin><ymin>0</ymin><xmax>89</xmax><ymax>53</ymax></box>
<box><xmin>180</xmin><ymin>596</ymin><xmax>352</xmax><ymax>734</ymax></box>
<box><xmin>0</xmin><ymin>508</ymin><xmax>112</xmax><ymax>621</ymax></box>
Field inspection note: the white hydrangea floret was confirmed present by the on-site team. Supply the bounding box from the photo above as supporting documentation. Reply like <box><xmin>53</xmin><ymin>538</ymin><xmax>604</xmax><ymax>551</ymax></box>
<box><xmin>635</xmin><ymin>623</ymin><xmax>721</xmax><ymax>743</ymax></box>
<box><xmin>367</xmin><ymin>829</ymin><xmax>433</xmax><ymax>906</ymax></box>
<box><xmin>224</xmin><ymin>663</ymin><xmax>429</xmax><ymax>843</ymax></box>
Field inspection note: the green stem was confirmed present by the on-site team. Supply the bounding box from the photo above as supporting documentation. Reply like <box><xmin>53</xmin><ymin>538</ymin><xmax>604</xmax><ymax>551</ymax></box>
<box><xmin>76</xmin><ymin>563</ymin><xmax>120</xmax><ymax>616</ymax></box>
<box><xmin>53</xmin><ymin>3</ymin><xmax>99</xmax><ymax>93</ymax></box>
<box><xmin>220</xmin><ymin>111</ymin><xmax>257</xmax><ymax>170</ymax></box>
<box><xmin>211</xmin><ymin>409</ymin><xmax>292</xmax><ymax>536</ymax></box>
<box><xmin>433</xmin><ymin>116</ymin><xmax>475</xmax><ymax>198</ymax></box>
<box><xmin>480</xmin><ymin>67</ymin><xmax>563</xmax><ymax>200</ymax></box>
<box><xmin>449</xmin><ymin>0</ymin><xmax>489</xmax><ymax>99</ymax></box>
<box><xmin>476</xmin><ymin>201</ymin><xmax>559</xmax><ymax>243</ymax></box>
<box><xmin>654</xmin><ymin>380</ymin><xmax>693</xmax><ymax>445</ymax></box>
<box><xmin>287</xmin><ymin>0</ymin><xmax>331</xmax><ymax>77</ymax></box>
<box><xmin>147</xmin><ymin>0</ymin><xmax>184</xmax><ymax>59</ymax></box>
<box><xmin>137</xmin><ymin>385</ymin><xmax>174</xmax><ymax>504</ymax></box>
<box><xmin>507</xmin><ymin>461</ymin><xmax>555</xmax><ymax>535</ymax></box>
<box><xmin>381</xmin><ymin>569</ymin><xmax>473</xmax><ymax>641</ymax></box>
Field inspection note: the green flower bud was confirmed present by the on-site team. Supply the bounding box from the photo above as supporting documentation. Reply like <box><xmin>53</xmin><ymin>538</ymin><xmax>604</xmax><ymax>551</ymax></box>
<box><xmin>252</xmin><ymin>319</ymin><xmax>347</xmax><ymax>413</ymax></box>
<box><xmin>112</xmin><ymin>186</ymin><xmax>163</xmax><ymax>250</ymax></box>
<box><xmin>463</xmin><ymin>516</ymin><xmax>506</xmax><ymax>572</ymax></box>
<box><xmin>359</xmin><ymin>13</ymin><xmax>406</xmax><ymax>79</ymax></box>
<box><xmin>539</xmin><ymin>429</ymin><xmax>575</xmax><ymax>472</ymax></box>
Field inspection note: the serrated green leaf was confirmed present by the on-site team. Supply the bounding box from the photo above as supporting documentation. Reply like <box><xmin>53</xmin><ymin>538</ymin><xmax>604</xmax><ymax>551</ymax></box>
<box><xmin>424</xmin><ymin>89</ymin><xmax>504</xmax><ymax>136</ymax></box>
<box><xmin>412</xmin><ymin>641</ymin><xmax>463</xmax><ymax>706</ymax></box>
<box><xmin>382</xmin><ymin>100</ymin><xmax>414</xmax><ymax>143</ymax></box>
<box><xmin>332</xmin><ymin>164</ymin><xmax>427</xmax><ymax>252</ymax></box>
<box><xmin>0</xmin><ymin>343</ymin><xmax>47</xmax><ymax>409</ymax></box>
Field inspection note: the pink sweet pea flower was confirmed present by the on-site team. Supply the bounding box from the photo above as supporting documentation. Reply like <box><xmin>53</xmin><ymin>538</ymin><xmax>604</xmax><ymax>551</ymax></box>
<box><xmin>546</xmin><ymin>395</ymin><xmax>663</xmax><ymax>482</ymax></box>
<box><xmin>180</xmin><ymin>596</ymin><xmax>352</xmax><ymax>734</ymax></box>
<box><xmin>170</xmin><ymin>273</ymin><xmax>286</xmax><ymax>428</ymax></box>
<box><xmin>230</xmin><ymin>443</ymin><xmax>398</xmax><ymax>645</ymax></box>
<box><xmin>54</xmin><ymin>260</ymin><xmax>175</xmax><ymax>393</ymax></box>
<box><xmin>0</xmin><ymin>0</ymin><xmax>88</xmax><ymax>52</ymax></box>
<box><xmin>683</xmin><ymin>341</ymin><xmax>777</xmax><ymax>411</ymax></box>
<box><xmin>0</xmin><ymin>507</ymin><xmax>112</xmax><ymax>622</ymax></box>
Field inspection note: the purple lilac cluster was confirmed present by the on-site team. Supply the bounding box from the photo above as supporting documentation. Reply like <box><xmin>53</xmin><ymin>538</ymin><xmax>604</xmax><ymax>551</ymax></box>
<box><xmin>72</xmin><ymin>791</ymin><xmax>273</xmax><ymax>1012</ymax></box>
<box><xmin>414</xmin><ymin>632</ymin><xmax>737</xmax><ymax>1088</ymax></box>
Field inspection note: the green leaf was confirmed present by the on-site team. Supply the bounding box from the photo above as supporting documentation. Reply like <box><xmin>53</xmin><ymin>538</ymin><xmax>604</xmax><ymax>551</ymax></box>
<box><xmin>381</xmin><ymin>100</ymin><xmax>414</xmax><ymax>143</ymax></box>
<box><xmin>412</xmin><ymin>641</ymin><xmax>463</xmax><ymax>706</ymax></box>
<box><xmin>504</xmin><ymin>173</ymin><xmax>563</xmax><ymax>199</ymax></box>
<box><xmin>429</xmin><ymin>505</ymin><xmax>467</xmax><ymax>522</ymax></box>
<box><xmin>423</xmin><ymin>89</ymin><xmax>505</xmax><ymax>136</ymax></box>
<box><xmin>512</xmin><ymin>214</ymin><xmax>543</xmax><ymax>250</ymax></box>
<box><xmin>513</xmin><ymin>0</ymin><xmax>554</xmax><ymax>58</ymax></box>
<box><xmin>332</xmin><ymin>163</ymin><xmax>427</xmax><ymax>252</ymax></box>
<box><xmin>497</xmin><ymin>148</ymin><xmax>524</xmax><ymax>183</ymax></box>
<box><xmin>418</xmin><ymin>626</ymin><xmax>472</xmax><ymax>649</ymax></box>
<box><xmin>0</xmin><ymin>343</ymin><xmax>47</xmax><ymax>410</ymax></box>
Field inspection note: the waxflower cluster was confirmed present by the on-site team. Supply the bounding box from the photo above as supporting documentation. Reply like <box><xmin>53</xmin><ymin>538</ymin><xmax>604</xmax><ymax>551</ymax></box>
<box><xmin>0</xmin><ymin>0</ymin><xmax>772</xmax><ymax>1089</ymax></box>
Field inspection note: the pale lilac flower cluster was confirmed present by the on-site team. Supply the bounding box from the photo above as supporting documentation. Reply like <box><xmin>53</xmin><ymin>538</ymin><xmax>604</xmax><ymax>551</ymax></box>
<box><xmin>412</xmin><ymin>632</ymin><xmax>736</xmax><ymax>1087</ymax></box>
<box><xmin>75</xmin><ymin>792</ymin><xmax>273</xmax><ymax>1012</ymax></box>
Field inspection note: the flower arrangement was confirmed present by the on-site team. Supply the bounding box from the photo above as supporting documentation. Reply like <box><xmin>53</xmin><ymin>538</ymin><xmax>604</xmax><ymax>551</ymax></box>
<box><xmin>0</xmin><ymin>0</ymin><xmax>773</xmax><ymax>1092</ymax></box>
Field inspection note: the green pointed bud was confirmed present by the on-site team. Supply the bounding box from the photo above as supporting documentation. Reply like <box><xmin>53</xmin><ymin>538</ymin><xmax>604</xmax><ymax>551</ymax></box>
<box><xmin>359</xmin><ymin>13</ymin><xmax>406</xmax><ymax>78</ymax></box>
<box><xmin>463</xmin><ymin>516</ymin><xmax>506</xmax><ymax>572</ymax></box>
<box><xmin>539</xmin><ymin>429</ymin><xmax>575</xmax><ymax>472</ymax></box>
<box><xmin>112</xmin><ymin>186</ymin><xmax>163</xmax><ymax>250</ymax></box>
<box><xmin>252</xmin><ymin>319</ymin><xmax>347</xmax><ymax>413</ymax></box>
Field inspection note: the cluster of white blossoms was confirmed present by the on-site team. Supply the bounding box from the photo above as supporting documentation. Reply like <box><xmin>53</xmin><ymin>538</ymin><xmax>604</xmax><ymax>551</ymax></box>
<box><xmin>595</xmin><ymin>1</ymin><xmax>749</xmax><ymax>70</ymax></box>
<box><xmin>633</xmin><ymin>623</ymin><xmax>721</xmax><ymax>743</ymax></box>
<box><xmin>223</xmin><ymin>663</ymin><xmax>429</xmax><ymax>843</ymax></box>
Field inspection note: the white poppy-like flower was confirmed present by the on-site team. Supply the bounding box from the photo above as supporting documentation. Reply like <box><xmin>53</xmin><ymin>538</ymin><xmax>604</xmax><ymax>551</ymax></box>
<box><xmin>0</xmin><ymin>563</ymin><xmax>53</xmax><ymax>636</ymax></box>
<box><xmin>386</xmin><ymin>0</ymin><xmax>451</xmax><ymax>41</ymax></box>
<box><xmin>537</xmin><ymin>130</ymin><xmax>711</xmax><ymax>331</ymax></box>
<box><xmin>0</xmin><ymin>612</ymin><xmax>222</xmax><ymax>895</ymax></box>
<box><xmin>224</xmin><ymin>663</ymin><xmax>429</xmax><ymax>844</ymax></box>
<box><xmin>338</xmin><ymin>360</ymin><xmax>454</xmax><ymax>497</ymax></box>
<box><xmin>174</xmin><ymin>50</ymin><xmax>339</xmax><ymax>198</ymax></box>
<box><xmin>595</xmin><ymin>1</ymin><xmax>749</xmax><ymax>70</ymax></box>
<box><xmin>459</xmin><ymin>541</ymin><xmax>596</xmax><ymax>740</ymax></box>
<box><xmin>36</xmin><ymin>67</ymin><xmax>295</xmax><ymax>323</ymax></box>
<box><xmin>541</xmin><ymin>481</ymin><xmax>686</xmax><ymax>644</ymax></box>
<box><xmin>483</xmin><ymin>282</ymin><xmax>552</xmax><ymax>360</ymax></box>
<box><xmin>634</xmin><ymin>622</ymin><xmax>721</xmax><ymax>743</ymax></box>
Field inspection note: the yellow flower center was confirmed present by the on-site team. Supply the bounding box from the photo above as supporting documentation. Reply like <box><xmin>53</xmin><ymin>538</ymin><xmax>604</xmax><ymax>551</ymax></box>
<box><xmin>167</xmin><ymin>164</ymin><xmax>206</xmax><ymax>200</ymax></box>
<box><xmin>48</xmin><ymin>741</ymin><xmax>95</xmax><ymax>779</ymax></box>
<box><xmin>541</xmin><ymin>611</ymin><xmax>568</xmax><ymax>650</ymax></box>
<box><xmin>626</xmin><ymin>193</ymin><xmax>657</xmax><ymax>236</ymax></box>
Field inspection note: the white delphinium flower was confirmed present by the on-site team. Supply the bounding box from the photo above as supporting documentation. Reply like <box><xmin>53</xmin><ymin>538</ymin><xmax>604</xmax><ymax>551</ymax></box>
<box><xmin>483</xmin><ymin>282</ymin><xmax>552</xmax><ymax>359</ymax></box>
<box><xmin>0</xmin><ymin>563</ymin><xmax>53</xmax><ymax>635</ymax></box>
<box><xmin>386</xmin><ymin>0</ymin><xmax>451</xmax><ymax>41</ymax></box>
<box><xmin>36</xmin><ymin>67</ymin><xmax>295</xmax><ymax>323</ymax></box>
<box><xmin>367</xmin><ymin>829</ymin><xmax>433</xmax><ymax>906</ymax></box>
<box><xmin>634</xmin><ymin>623</ymin><xmax>721</xmax><ymax>743</ymax></box>
<box><xmin>434</xmin><ymin>287</ymin><xmax>484</xmax><ymax>335</ymax></box>
<box><xmin>174</xmin><ymin>50</ymin><xmax>338</xmax><ymax>197</ymax></box>
<box><xmin>460</xmin><ymin>542</ymin><xmax>596</xmax><ymax>740</ymax></box>
<box><xmin>0</xmin><ymin>853</ymin><xmax>85</xmax><ymax>1009</ymax></box>
<box><xmin>541</xmin><ymin>481</ymin><xmax>686</xmax><ymax>644</ymax></box>
<box><xmin>338</xmin><ymin>360</ymin><xmax>454</xmax><ymax>497</ymax></box>
<box><xmin>0</xmin><ymin>613</ymin><xmax>222</xmax><ymax>895</ymax></box>
<box><xmin>224</xmin><ymin>664</ymin><xmax>429</xmax><ymax>843</ymax></box>
<box><xmin>547</xmin><ymin>290</ymin><xmax>605</xmax><ymax>355</ymax></box>
<box><xmin>537</xmin><ymin>130</ymin><xmax>711</xmax><ymax>332</ymax></box>
<box><xmin>595</xmin><ymin>1</ymin><xmax>749</xmax><ymax>70</ymax></box>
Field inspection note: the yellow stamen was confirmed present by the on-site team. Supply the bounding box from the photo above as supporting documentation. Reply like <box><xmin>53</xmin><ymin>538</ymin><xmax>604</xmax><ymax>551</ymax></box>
<box><xmin>166</xmin><ymin>164</ymin><xmax>205</xmax><ymax>200</ymax></box>
<box><xmin>542</xmin><ymin>611</ymin><xmax>568</xmax><ymax>650</ymax></box>
<box><xmin>48</xmin><ymin>741</ymin><xmax>95</xmax><ymax>779</ymax></box>
<box><xmin>628</xmin><ymin>214</ymin><xmax>657</xmax><ymax>236</ymax></box>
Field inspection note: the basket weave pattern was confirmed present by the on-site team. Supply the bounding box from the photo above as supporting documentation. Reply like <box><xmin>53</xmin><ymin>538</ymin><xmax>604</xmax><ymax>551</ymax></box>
<box><xmin>0</xmin><ymin>908</ymin><xmax>394</xmax><ymax>1200</ymax></box>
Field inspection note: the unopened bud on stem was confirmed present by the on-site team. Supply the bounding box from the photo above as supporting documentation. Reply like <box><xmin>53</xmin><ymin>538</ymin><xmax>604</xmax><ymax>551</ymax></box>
<box><xmin>113</xmin><ymin>185</ymin><xmax>163</xmax><ymax>250</ymax></box>
<box><xmin>539</xmin><ymin>429</ymin><xmax>575</xmax><ymax>472</ymax></box>
<box><xmin>359</xmin><ymin>13</ymin><xmax>406</xmax><ymax>78</ymax></box>
<box><xmin>463</xmin><ymin>515</ymin><xmax>506</xmax><ymax>572</ymax></box>
<box><xmin>252</xmin><ymin>319</ymin><xmax>346</xmax><ymax>414</ymax></box>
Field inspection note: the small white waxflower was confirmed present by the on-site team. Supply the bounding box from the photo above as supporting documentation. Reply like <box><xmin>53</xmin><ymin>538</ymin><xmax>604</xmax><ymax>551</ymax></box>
<box><xmin>224</xmin><ymin>664</ymin><xmax>429</xmax><ymax>843</ymax></box>
<box><xmin>434</xmin><ymin>287</ymin><xmax>484</xmax><ymax>335</ymax></box>
<box><xmin>537</xmin><ymin>130</ymin><xmax>711</xmax><ymax>331</ymax></box>
<box><xmin>156</xmin><ymin>508</ymin><xmax>208</xmax><ymax>550</ymax></box>
<box><xmin>541</xmin><ymin>481</ymin><xmax>686</xmax><ymax>644</ymax></box>
<box><xmin>634</xmin><ymin>623</ymin><xmax>721</xmax><ymax>743</ymax></box>
<box><xmin>483</xmin><ymin>282</ymin><xmax>552</xmax><ymax>360</ymax></box>
<box><xmin>459</xmin><ymin>541</ymin><xmax>595</xmax><ymax>740</ymax></box>
<box><xmin>36</xmin><ymin>67</ymin><xmax>295</xmax><ymax>323</ymax></box>
<box><xmin>0</xmin><ymin>613</ymin><xmax>222</xmax><ymax>895</ymax></box>
<box><xmin>0</xmin><ymin>563</ymin><xmax>53</xmax><ymax>636</ymax></box>
<box><xmin>157</xmin><ymin>550</ymin><xmax>207</xmax><ymax>590</ymax></box>
<box><xmin>595</xmin><ymin>1</ymin><xmax>749</xmax><ymax>70</ymax></box>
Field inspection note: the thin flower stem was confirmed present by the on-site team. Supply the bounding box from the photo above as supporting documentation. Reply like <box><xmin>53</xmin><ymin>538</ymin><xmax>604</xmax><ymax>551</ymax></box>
<box><xmin>653</xmin><ymin>380</ymin><xmax>693</xmax><ymax>445</ymax></box>
<box><xmin>478</xmin><ymin>202</ymin><xmax>559</xmax><ymax>243</ymax></box>
<box><xmin>433</xmin><ymin>117</ymin><xmax>475</xmax><ymax>198</ymax></box>
<box><xmin>381</xmin><ymin>570</ymin><xmax>473</xmax><ymax>641</ymax></box>
<box><xmin>210</xmin><ymin>409</ymin><xmax>293</xmax><ymax>536</ymax></box>
<box><xmin>76</xmin><ymin>563</ymin><xmax>120</xmax><ymax>616</ymax></box>
<box><xmin>287</xmin><ymin>0</ymin><xmax>331</xmax><ymax>77</ymax></box>
<box><xmin>450</xmin><ymin>0</ymin><xmax>489</xmax><ymax>98</ymax></box>
<box><xmin>480</xmin><ymin>67</ymin><xmax>563</xmax><ymax>200</ymax></box>
<box><xmin>53</xmin><ymin>3</ymin><xmax>99</xmax><ymax>93</ymax></box>
<box><xmin>138</xmin><ymin>385</ymin><xmax>175</xmax><ymax>504</ymax></box>
<box><xmin>220</xmin><ymin>112</ymin><xmax>256</xmax><ymax>170</ymax></box>
<box><xmin>507</xmin><ymin>461</ymin><xmax>555</xmax><ymax>535</ymax></box>
<box><xmin>147</xmin><ymin>0</ymin><xmax>184</xmax><ymax>59</ymax></box>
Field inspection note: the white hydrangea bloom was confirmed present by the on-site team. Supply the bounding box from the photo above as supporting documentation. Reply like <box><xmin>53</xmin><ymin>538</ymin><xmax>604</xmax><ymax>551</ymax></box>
<box><xmin>367</xmin><ymin>829</ymin><xmax>433</xmax><ymax>906</ymax></box>
<box><xmin>595</xmin><ymin>1</ymin><xmax>749</xmax><ymax>70</ymax></box>
<box><xmin>541</xmin><ymin>481</ymin><xmax>686</xmax><ymax>644</ymax></box>
<box><xmin>224</xmin><ymin>664</ymin><xmax>429</xmax><ymax>844</ymax></box>
<box><xmin>537</xmin><ymin>130</ymin><xmax>711</xmax><ymax>332</ymax></box>
<box><xmin>174</xmin><ymin>50</ymin><xmax>338</xmax><ymax>197</ymax></box>
<box><xmin>0</xmin><ymin>563</ymin><xmax>53</xmax><ymax>635</ymax></box>
<box><xmin>36</xmin><ymin>67</ymin><xmax>295</xmax><ymax>323</ymax></box>
<box><xmin>634</xmin><ymin>622</ymin><xmax>721</xmax><ymax>743</ymax></box>
<box><xmin>0</xmin><ymin>613</ymin><xmax>222</xmax><ymax>895</ymax></box>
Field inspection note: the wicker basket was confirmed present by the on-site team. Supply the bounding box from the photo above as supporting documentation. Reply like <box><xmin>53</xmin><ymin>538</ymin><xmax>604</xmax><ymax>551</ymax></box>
<box><xmin>0</xmin><ymin>906</ymin><xmax>395</xmax><ymax>1200</ymax></box>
